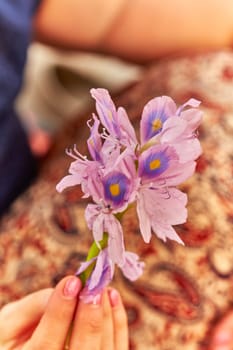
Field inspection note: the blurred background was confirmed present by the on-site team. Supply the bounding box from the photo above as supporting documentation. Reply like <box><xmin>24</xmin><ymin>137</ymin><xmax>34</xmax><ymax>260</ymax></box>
<box><xmin>16</xmin><ymin>43</ymin><xmax>143</xmax><ymax>135</ymax></box>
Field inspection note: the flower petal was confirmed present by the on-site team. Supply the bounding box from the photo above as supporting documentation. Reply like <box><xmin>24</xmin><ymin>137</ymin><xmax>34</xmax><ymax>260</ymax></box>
<box><xmin>140</xmin><ymin>96</ymin><xmax>177</xmax><ymax>144</ymax></box>
<box><xmin>104</xmin><ymin>214</ymin><xmax>125</xmax><ymax>266</ymax></box>
<box><xmin>79</xmin><ymin>249</ymin><xmax>114</xmax><ymax>303</ymax></box>
<box><xmin>103</xmin><ymin>171</ymin><xmax>131</xmax><ymax>209</ymax></box>
<box><xmin>90</xmin><ymin>88</ymin><xmax>119</xmax><ymax>137</ymax></box>
<box><xmin>151</xmin><ymin>221</ymin><xmax>184</xmax><ymax>245</ymax></box>
<box><xmin>121</xmin><ymin>251</ymin><xmax>145</xmax><ymax>281</ymax></box>
<box><xmin>56</xmin><ymin>174</ymin><xmax>81</xmax><ymax>192</ymax></box>
<box><xmin>154</xmin><ymin>160</ymin><xmax>196</xmax><ymax>187</ymax></box>
<box><xmin>76</xmin><ymin>256</ymin><xmax>96</xmax><ymax>275</ymax></box>
<box><xmin>144</xmin><ymin>187</ymin><xmax>187</xmax><ymax>225</ymax></box>
<box><xmin>87</xmin><ymin>115</ymin><xmax>102</xmax><ymax>161</ymax></box>
<box><xmin>180</xmin><ymin>108</ymin><xmax>203</xmax><ymax>132</ymax></box>
<box><xmin>171</xmin><ymin>139</ymin><xmax>202</xmax><ymax>163</ymax></box>
<box><xmin>136</xmin><ymin>192</ymin><xmax>152</xmax><ymax>243</ymax></box>
<box><xmin>160</xmin><ymin>116</ymin><xmax>187</xmax><ymax>143</ymax></box>
<box><xmin>137</xmin><ymin>187</ymin><xmax>186</xmax><ymax>245</ymax></box>
<box><xmin>93</xmin><ymin>213</ymin><xmax>105</xmax><ymax>243</ymax></box>
<box><xmin>88</xmin><ymin>249</ymin><xmax>113</xmax><ymax>290</ymax></box>
<box><xmin>176</xmin><ymin>98</ymin><xmax>201</xmax><ymax>115</ymax></box>
<box><xmin>138</xmin><ymin>144</ymin><xmax>178</xmax><ymax>181</ymax></box>
<box><xmin>117</xmin><ymin>106</ymin><xmax>138</xmax><ymax>146</ymax></box>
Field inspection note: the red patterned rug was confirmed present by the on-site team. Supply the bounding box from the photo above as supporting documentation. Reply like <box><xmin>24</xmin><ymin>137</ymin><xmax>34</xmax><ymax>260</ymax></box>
<box><xmin>0</xmin><ymin>50</ymin><xmax>233</xmax><ymax>350</ymax></box>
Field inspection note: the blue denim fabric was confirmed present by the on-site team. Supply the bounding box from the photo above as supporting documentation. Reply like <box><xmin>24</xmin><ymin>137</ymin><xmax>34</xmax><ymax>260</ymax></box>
<box><xmin>0</xmin><ymin>0</ymin><xmax>40</xmax><ymax>215</ymax></box>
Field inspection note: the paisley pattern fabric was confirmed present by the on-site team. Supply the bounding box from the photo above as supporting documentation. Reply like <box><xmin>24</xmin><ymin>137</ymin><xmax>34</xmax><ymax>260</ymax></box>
<box><xmin>0</xmin><ymin>50</ymin><xmax>233</xmax><ymax>350</ymax></box>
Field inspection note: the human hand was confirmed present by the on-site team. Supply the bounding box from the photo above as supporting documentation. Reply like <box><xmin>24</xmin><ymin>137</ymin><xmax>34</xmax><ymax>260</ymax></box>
<box><xmin>0</xmin><ymin>276</ymin><xmax>128</xmax><ymax>350</ymax></box>
<box><xmin>208</xmin><ymin>311</ymin><xmax>233</xmax><ymax>350</ymax></box>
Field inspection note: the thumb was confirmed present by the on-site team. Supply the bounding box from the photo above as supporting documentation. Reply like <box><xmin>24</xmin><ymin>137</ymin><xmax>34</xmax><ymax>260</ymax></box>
<box><xmin>0</xmin><ymin>288</ymin><xmax>53</xmax><ymax>342</ymax></box>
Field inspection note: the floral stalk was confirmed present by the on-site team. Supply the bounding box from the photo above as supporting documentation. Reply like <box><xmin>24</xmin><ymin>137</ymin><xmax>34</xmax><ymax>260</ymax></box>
<box><xmin>79</xmin><ymin>232</ymin><xmax>108</xmax><ymax>285</ymax></box>
<box><xmin>57</xmin><ymin>88</ymin><xmax>203</xmax><ymax>302</ymax></box>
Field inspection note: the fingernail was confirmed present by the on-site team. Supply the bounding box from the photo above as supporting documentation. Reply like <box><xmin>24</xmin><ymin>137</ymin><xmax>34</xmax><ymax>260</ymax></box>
<box><xmin>92</xmin><ymin>294</ymin><xmax>102</xmax><ymax>305</ymax></box>
<box><xmin>63</xmin><ymin>277</ymin><xmax>81</xmax><ymax>298</ymax></box>
<box><xmin>108</xmin><ymin>288</ymin><xmax>119</xmax><ymax>307</ymax></box>
<box><xmin>79</xmin><ymin>291</ymin><xmax>102</xmax><ymax>305</ymax></box>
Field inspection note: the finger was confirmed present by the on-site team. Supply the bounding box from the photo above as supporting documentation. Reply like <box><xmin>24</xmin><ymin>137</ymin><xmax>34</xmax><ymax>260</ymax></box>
<box><xmin>69</xmin><ymin>293</ymin><xmax>104</xmax><ymax>350</ymax></box>
<box><xmin>108</xmin><ymin>288</ymin><xmax>129</xmax><ymax>350</ymax></box>
<box><xmin>101</xmin><ymin>290</ymin><xmax>114</xmax><ymax>350</ymax></box>
<box><xmin>209</xmin><ymin>311</ymin><xmax>233</xmax><ymax>350</ymax></box>
<box><xmin>0</xmin><ymin>288</ymin><xmax>53</xmax><ymax>342</ymax></box>
<box><xmin>24</xmin><ymin>276</ymin><xmax>82</xmax><ymax>350</ymax></box>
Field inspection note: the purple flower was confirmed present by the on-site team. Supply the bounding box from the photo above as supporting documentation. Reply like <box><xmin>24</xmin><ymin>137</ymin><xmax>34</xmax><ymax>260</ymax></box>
<box><xmin>140</xmin><ymin>96</ymin><xmax>177</xmax><ymax>143</ymax></box>
<box><xmin>103</xmin><ymin>172</ymin><xmax>131</xmax><ymax>207</ymax></box>
<box><xmin>85</xmin><ymin>205</ymin><xmax>126</xmax><ymax>266</ymax></box>
<box><xmin>56</xmin><ymin>89</ymin><xmax>203</xmax><ymax>297</ymax></box>
<box><xmin>84</xmin><ymin>150</ymin><xmax>138</xmax><ymax>209</ymax></box>
<box><xmin>90</xmin><ymin>88</ymin><xmax>138</xmax><ymax>148</ymax></box>
<box><xmin>138</xmin><ymin>144</ymin><xmax>196</xmax><ymax>186</ymax></box>
<box><xmin>77</xmin><ymin>248</ymin><xmax>144</xmax><ymax>302</ymax></box>
<box><xmin>140</xmin><ymin>96</ymin><xmax>202</xmax><ymax>162</ymax></box>
<box><xmin>121</xmin><ymin>251</ymin><xmax>145</xmax><ymax>281</ymax></box>
<box><xmin>77</xmin><ymin>249</ymin><xmax>114</xmax><ymax>303</ymax></box>
<box><xmin>138</xmin><ymin>145</ymin><xmax>177</xmax><ymax>180</ymax></box>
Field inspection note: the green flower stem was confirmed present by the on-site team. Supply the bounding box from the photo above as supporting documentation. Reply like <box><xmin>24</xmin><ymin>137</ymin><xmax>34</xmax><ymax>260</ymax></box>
<box><xmin>115</xmin><ymin>203</ymin><xmax>134</xmax><ymax>221</ymax></box>
<box><xmin>79</xmin><ymin>232</ymin><xmax>109</xmax><ymax>285</ymax></box>
<box><xmin>87</xmin><ymin>232</ymin><xmax>108</xmax><ymax>260</ymax></box>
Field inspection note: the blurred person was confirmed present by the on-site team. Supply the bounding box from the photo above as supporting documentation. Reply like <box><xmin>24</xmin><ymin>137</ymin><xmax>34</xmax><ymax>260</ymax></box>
<box><xmin>0</xmin><ymin>276</ymin><xmax>129</xmax><ymax>350</ymax></box>
<box><xmin>34</xmin><ymin>0</ymin><xmax>233</xmax><ymax>62</ymax></box>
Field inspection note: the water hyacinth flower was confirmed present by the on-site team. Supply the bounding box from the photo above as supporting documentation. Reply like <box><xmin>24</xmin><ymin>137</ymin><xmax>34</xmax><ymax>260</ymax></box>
<box><xmin>57</xmin><ymin>88</ymin><xmax>202</xmax><ymax>301</ymax></box>
<box><xmin>140</xmin><ymin>95</ymin><xmax>202</xmax><ymax>162</ymax></box>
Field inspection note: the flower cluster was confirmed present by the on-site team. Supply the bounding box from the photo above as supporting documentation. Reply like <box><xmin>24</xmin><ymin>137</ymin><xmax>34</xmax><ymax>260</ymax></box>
<box><xmin>57</xmin><ymin>88</ymin><xmax>202</xmax><ymax>301</ymax></box>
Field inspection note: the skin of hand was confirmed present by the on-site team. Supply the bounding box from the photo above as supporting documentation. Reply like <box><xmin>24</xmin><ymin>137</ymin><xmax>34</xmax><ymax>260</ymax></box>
<box><xmin>0</xmin><ymin>276</ymin><xmax>128</xmax><ymax>350</ymax></box>
<box><xmin>208</xmin><ymin>311</ymin><xmax>233</xmax><ymax>350</ymax></box>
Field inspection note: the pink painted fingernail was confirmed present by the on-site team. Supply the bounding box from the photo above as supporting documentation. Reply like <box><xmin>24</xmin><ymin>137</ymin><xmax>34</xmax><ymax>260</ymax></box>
<box><xmin>63</xmin><ymin>277</ymin><xmax>81</xmax><ymax>298</ymax></box>
<box><xmin>92</xmin><ymin>294</ymin><xmax>102</xmax><ymax>305</ymax></box>
<box><xmin>109</xmin><ymin>288</ymin><xmax>120</xmax><ymax>307</ymax></box>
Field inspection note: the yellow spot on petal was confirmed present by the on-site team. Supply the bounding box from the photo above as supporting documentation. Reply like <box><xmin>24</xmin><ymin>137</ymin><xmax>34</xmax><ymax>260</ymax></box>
<box><xmin>109</xmin><ymin>183</ymin><xmax>120</xmax><ymax>196</ymax></box>
<box><xmin>108</xmin><ymin>111</ymin><xmax>113</xmax><ymax>120</ymax></box>
<box><xmin>152</xmin><ymin>118</ymin><xmax>162</xmax><ymax>131</ymax></box>
<box><xmin>150</xmin><ymin>159</ymin><xmax>161</xmax><ymax>170</ymax></box>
